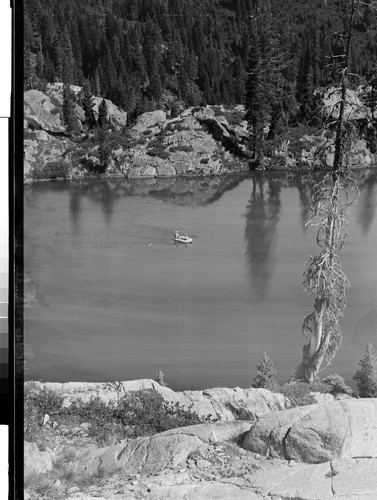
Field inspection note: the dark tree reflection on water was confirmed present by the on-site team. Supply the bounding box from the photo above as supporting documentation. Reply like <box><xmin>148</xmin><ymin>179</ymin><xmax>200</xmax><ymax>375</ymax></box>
<box><xmin>296</xmin><ymin>177</ymin><xmax>311</xmax><ymax>232</ymax></box>
<box><xmin>357</xmin><ymin>170</ymin><xmax>377</xmax><ymax>236</ymax></box>
<box><xmin>69</xmin><ymin>185</ymin><xmax>82</xmax><ymax>237</ymax></box>
<box><xmin>244</xmin><ymin>173</ymin><xmax>282</xmax><ymax>302</ymax></box>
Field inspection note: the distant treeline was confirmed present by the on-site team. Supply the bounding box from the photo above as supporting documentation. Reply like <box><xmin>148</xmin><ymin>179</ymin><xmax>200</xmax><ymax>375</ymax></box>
<box><xmin>24</xmin><ymin>0</ymin><xmax>377</xmax><ymax>120</ymax></box>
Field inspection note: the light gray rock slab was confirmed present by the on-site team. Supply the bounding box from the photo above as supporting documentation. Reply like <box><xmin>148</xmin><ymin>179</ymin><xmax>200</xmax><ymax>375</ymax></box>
<box><xmin>331</xmin><ymin>458</ymin><xmax>377</xmax><ymax>497</ymax></box>
<box><xmin>24</xmin><ymin>442</ymin><xmax>55</xmax><ymax>475</ymax></box>
<box><xmin>78</xmin><ymin>421</ymin><xmax>253</xmax><ymax>478</ymax></box>
<box><xmin>247</xmin><ymin>462</ymin><xmax>332</xmax><ymax>499</ymax></box>
<box><xmin>146</xmin><ymin>481</ymin><xmax>259</xmax><ymax>499</ymax></box>
<box><xmin>243</xmin><ymin>399</ymin><xmax>377</xmax><ymax>464</ymax></box>
<box><xmin>24</xmin><ymin>89</ymin><xmax>65</xmax><ymax>133</ymax></box>
<box><xmin>286</xmin><ymin>399</ymin><xmax>377</xmax><ymax>463</ymax></box>
<box><xmin>162</xmin><ymin>421</ymin><xmax>253</xmax><ymax>444</ymax></box>
<box><xmin>242</xmin><ymin>405</ymin><xmax>317</xmax><ymax>458</ymax></box>
<box><xmin>156</xmin><ymin>163</ymin><xmax>177</xmax><ymax>177</ymax></box>
<box><xmin>78</xmin><ymin>433</ymin><xmax>203</xmax><ymax>477</ymax></box>
<box><xmin>65</xmin><ymin>497</ymin><xmax>121</xmax><ymax>500</ymax></box>
<box><xmin>132</xmin><ymin>110</ymin><xmax>166</xmax><ymax>133</ymax></box>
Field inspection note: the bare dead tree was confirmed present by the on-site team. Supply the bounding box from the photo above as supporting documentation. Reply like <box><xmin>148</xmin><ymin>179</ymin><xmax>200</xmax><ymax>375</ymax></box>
<box><xmin>293</xmin><ymin>0</ymin><xmax>376</xmax><ymax>382</ymax></box>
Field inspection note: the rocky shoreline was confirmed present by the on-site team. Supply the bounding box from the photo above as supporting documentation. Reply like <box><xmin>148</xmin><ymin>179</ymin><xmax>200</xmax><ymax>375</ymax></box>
<box><xmin>25</xmin><ymin>379</ymin><xmax>377</xmax><ymax>499</ymax></box>
<box><xmin>24</xmin><ymin>83</ymin><xmax>376</xmax><ymax>185</ymax></box>
<box><xmin>24</xmin><ymin>83</ymin><xmax>250</xmax><ymax>183</ymax></box>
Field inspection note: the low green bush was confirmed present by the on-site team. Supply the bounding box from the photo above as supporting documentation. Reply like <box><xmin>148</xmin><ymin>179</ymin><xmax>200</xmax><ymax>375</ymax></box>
<box><xmin>147</xmin><ymin>147</ymin><xmax>170</xmax><ymax>159</ymax></box>
<box><xmin>80</xmin><ymin>156</ymin><xmax>100</xmax><ymax>173</ymax></box>
<box><xmin>212</xmin><ymin>106</ymin><xmax>224</xmax><ymax>116</ymax></box>
<box><xmin>108</xmin><ymin>132</ymin><xmax>138</xmax><ymax>150</ymax></box>
<box><xmin>113</xmin><ymin>390</ymin><xmax>214</xmax><ymax>436</ymax></box>
<box><xmin>30</xmin><ymin>160</ymin><xmax>71</xmax><ymax>180</ymax></box>
<box><xmin>169</xmin><ymin>144</ymin><xmax>193</xmax><ymax>153</ymax></box>
<box><xmin>25</xmin><ymin>386</ymin><xmax>64</xmax><ymax>440</ymax></box>
<box><xmin>264</xmin><ymin>124</ymin><xmax>322</xmax><ymax>166</ymax></box>
<box><xmin>222</xmin><ymin>110</ymin><xmax>245</xmax><ymax>126</ymax></box>
<box><xmin>24</xmin><ymin>388</ymin><xmax>216</xmax><ymax>445</ymax></box>
<box><xmin>165</xmin><ymin>119</ymin><xmax>184</xmax><ymax>132</ymax></box>
<box><xmin>279</xmin><ymin>381</ymin><xmax>331</xmax><ymax>406</ymax></box>
<box><xmin>322</xmin><ymin>374</ymin><xmax>353</xmax><ymax>396</ymax></box>
<box><xmin>146</xmin><ymin>136</ymin><xmax>166</xmax><ymax>149</ymax></box>
<box><xmin>165</xmin><ymin>121</ymin><xmax>190</xmax><ymax>132</ymax></box>
<box><xmin>24</xmin><ymin>130</ymin><xmax>37</xmax><ymax>141</ymax></box>
<box><xmin>173</xmin><ymin>123</ymin><xmax>191</xmax><ymax>132</ymax></box>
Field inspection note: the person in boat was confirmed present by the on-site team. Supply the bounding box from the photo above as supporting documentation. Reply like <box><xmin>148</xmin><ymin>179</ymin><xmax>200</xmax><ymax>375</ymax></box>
<box><xmin>174</xmin><ymin>231</ymin><xmax>179</xmax><ymax>238</ymax></box>
<box><xmin>184</xmin><ymin>234</ymin><xmax>188</xmax><ymax>239</ymax></box>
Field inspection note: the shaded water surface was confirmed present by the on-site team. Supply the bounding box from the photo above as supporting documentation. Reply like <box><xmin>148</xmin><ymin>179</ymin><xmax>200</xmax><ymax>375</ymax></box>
<box><xmin>24</xmin><ymin>171</ymin><xmax>377</xmax><ymax>390</ymax></box>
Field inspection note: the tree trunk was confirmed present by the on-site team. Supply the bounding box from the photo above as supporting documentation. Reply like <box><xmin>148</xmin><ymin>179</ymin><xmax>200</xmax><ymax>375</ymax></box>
<box><xmin>295</xmin><ymin>0</ymin><xmax>357</xmax><ymax>383</ymax></box>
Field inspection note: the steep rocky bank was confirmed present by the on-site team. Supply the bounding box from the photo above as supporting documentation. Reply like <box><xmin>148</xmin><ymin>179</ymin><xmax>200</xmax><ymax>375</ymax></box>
<box><xmin>24</xmin><ymin>84</ymin><xmax>249</xmax><ymax>183</ymax></box>
<box><xmin>24</xmin><ymin>83</ymin><xmax>376</xmax><ymax>184</ymax></box>
<box><xmin>24</xmin><ymin>380</ymin><xmax>377</xmax><ymax>499</ymax></box>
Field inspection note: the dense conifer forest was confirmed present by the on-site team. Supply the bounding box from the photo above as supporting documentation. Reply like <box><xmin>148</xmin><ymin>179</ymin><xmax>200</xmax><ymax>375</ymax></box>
<box><xmin>24</xmin><ymin>0</ymin><xmax>377</xmax><ymax>123</ymax></box>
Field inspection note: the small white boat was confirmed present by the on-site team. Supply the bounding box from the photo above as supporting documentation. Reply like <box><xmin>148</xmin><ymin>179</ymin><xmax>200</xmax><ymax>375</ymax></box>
<box><xmin>174</xmin><ymin>232</ymin><xmax>193</xmax><ymax>244</ymax></box>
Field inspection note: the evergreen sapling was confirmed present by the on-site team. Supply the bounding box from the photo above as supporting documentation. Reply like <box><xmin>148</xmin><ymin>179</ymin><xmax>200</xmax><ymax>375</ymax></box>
<box><xmin>353</xmin><ymin>343</ymin><xmax>377</xmax><ymax>398</ymax></box>
<box><xmin>252</xmin><ymin>352</ymin><xmax>278</xmax><ymax>390</ymax></box>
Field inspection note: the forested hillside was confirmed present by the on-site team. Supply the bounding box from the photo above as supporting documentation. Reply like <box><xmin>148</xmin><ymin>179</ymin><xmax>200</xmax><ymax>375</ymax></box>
<box><xmin>24</xmin><ymin>0</ymin><xmax>377</xmax><ymax>121</ymax></box>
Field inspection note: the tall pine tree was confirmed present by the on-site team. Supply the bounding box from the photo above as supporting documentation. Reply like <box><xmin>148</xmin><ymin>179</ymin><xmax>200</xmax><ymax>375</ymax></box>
<box><xmin>62</xmin><ymin>83</ymin><xmax>79</xmax><ymax>135</ymax></box>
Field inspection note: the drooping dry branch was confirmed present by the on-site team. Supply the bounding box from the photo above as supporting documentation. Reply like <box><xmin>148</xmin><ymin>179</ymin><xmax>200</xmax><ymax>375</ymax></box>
<box><xmin>294</xmin><ymin>0</ymin><xmax>364</xmax><ymax>383</ymax></box>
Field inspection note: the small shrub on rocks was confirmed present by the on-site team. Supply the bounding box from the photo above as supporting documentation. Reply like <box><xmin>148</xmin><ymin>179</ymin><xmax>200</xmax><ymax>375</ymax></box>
<box><xmin>322</xmin><ymin>374</ymin><xmax>353</xmax><ymax>396</ymax></box>
<box><xmin>169</xmin><ymin>122</ymin><xmax>191</xmax><ymax>132</ymax></box>
<box><xmin>165</xmin><ymin>119</ymin><xmax>184</xmax><ymax>132</ymax></box>
<box><xmin>24</xmin><ymin>130</ymin><xmax>37</xmax><ymax>141</ymax></box>
<box><xmin>353</xmin><ymin>342</ymin><xmax>377</xmax><ymax>397</ymax></box>
<box><xmin>24</xmin><ymin>386</ymin><xmax>64</xmax><ymax>440</ymax></box>
<box><xmin>147</xmin><ymin>147</ymin><xmax>170</xmax><ymax>159</ymax></box>
<box><xmin>80</xmin><ymin>156</ymin><xmax>100</xmax><ymax>173</ymax></box>
<box><xmin>169</xmin><ymin>144</ymin><xmax>193</xmax><ymax>153</ymax></box>
<box><xmin>222</xmin><ymin>110</ymin><xmax>245</xmax><ymax>126</ymax></box>
<box><xmin>279</xmin><ymin>381</ymin><xmax>331</xmax><ymax>407</ymax></box>
<box><xmin>146</xmin><ymin>136</ymin><xmax>169</xmax><ymax>159</ymax></box>
<box><xmin>212</xmin><ymin>106</ymin><xmax>224</xmax><ymax>116</ymax></box>
<box><xmin>30</xmin><ymin>160</ymin><xmax>70</xmax><ymax>180</ymax></box>
<box><xmin>24</xmin><ymin>472</ymin><xmax>61</xmax><ymax>499</ymax></box>
<box><xmin>113</xmin><ymin>390</ymin><xmax>214</xmax><ymax>436</ymax></box>
<box><xmin>25</xmin><ymin>387</ymin><xmax>215</xmax><ymax>445</ymax></box>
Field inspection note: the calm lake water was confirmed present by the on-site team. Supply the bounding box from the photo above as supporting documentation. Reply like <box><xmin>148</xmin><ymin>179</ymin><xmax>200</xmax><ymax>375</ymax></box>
<box><xmin>24</xmin><ymin>170</ymin><xmax>377</xmax><ymax>390</ymax></box>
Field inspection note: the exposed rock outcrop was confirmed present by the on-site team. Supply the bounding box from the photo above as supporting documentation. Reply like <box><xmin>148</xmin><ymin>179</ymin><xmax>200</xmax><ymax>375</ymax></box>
<box><xmin>44</xmin><ymin>83</ymin><xmax>128</xmax><ymax>130</ymax></box>
<box><xmin>242</xmin><ymin>405</ymin><xmax>318</xmax><ymax>459</ymax></box>
<box><xmin>246</xmin><ymin>457</ymin><xmax>377</xmax><ymax>500</ymax></box>
<box><xmin>24</xmin><ymin>380</ymin><xmax>377</xmax><ymax>500</ymax></box>
<box><xmin>24</xmin><ymin>84</ymin><xmax>377</xmax><ymax>183</ymax></box>
<box><xmin>57</xmin><ymin>458</ymin><xmax>377</xmax><ymax>499</ymax></box>
<box><xmin>76</xmin><ymin>421</ymin><xmax>253</xmax><ymax>477</ymax></box>
<box><xmin>24</xmin><ymin>442</ymin><xmax>55</xmax><ymax>476</ymax></box>
<box><xmin>131</xmin><ymin>110</ymin><xmax>167</xmax><ymax>134</ymax></box>
<box><xmin>25</xmin><ymin>379</ymin><xmax>288</xmax><ymax>421</ymax></box>
<box><xmin>105</xmin><ymin>106</ymin><xmax>248</xmax><ymax>179</ymax></box>
<box><xmin>24</xmin><ymin>89</ymin><xmax>66</xmax><ymax>133</ymax></box>
<box><xmin>242</xmin><ymin>398</ymin><xmax>377</xmax><ymax>463</ymax></box>
<box><xmin>23</xmin><ymin>86</ymin><xmax>249</xmax><ymax>182</ymax></box>
<box><xmin>24</xmin><ymin>131</ymin><xmax>74</xmax><ymax>179</ymax></box>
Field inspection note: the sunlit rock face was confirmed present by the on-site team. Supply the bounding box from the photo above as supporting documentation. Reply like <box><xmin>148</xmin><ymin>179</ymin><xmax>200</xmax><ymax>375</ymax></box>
<box><xmin>243</xmin><ymin>398</ymin><xmax>377</xmax><ymax>463</ymax></box>
<box><xmin>23</xmin><ymin>91</ymin><xmax>249</xmax><ymax>182</ymax></box>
